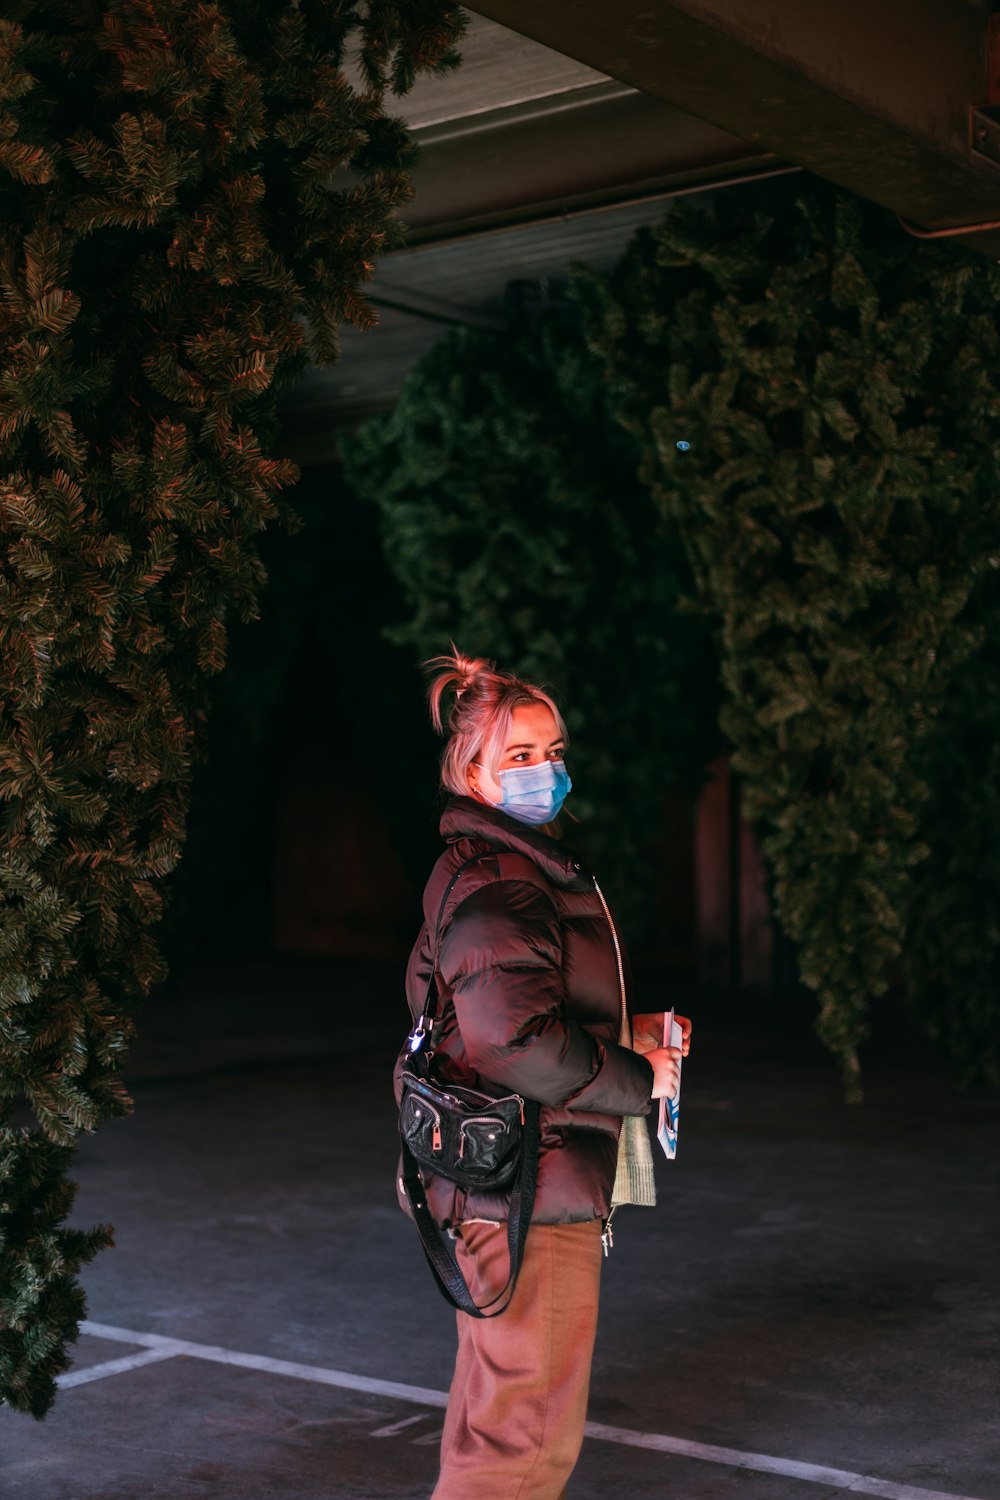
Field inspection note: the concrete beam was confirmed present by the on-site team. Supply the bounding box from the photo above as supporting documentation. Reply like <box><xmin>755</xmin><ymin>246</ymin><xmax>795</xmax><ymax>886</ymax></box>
<box><xmin>464</xmin><ymin>0</ymin><xmax>1000</xmax><ymax>255</ymax></box>
<box><xmin>404</xmin><ymin>87</ymin><xmax>775</xmax><ymax>241</ymax></box>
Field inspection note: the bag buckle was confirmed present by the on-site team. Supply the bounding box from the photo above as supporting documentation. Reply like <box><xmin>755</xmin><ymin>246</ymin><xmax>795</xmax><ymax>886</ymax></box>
<box><xmin>407</xmin><ymin>1016</ymin><xmax>434</xmax><ymax>1054</ymax></box>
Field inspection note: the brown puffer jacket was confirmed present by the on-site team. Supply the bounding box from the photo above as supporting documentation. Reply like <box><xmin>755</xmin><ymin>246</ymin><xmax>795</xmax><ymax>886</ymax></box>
<box><xmin>393</xmin><ymin>794</ymin><xmax>655</xmax><ymax>1229</ymax></box>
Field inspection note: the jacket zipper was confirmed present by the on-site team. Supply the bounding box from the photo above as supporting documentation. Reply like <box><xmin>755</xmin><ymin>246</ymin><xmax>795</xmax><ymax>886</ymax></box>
<box><xmin>593</xmin><ymin>876</ymin><xmax>626</xmax><ymax>1257</ymax></box>
<box><xmin>593</xmin><ymin>877</ymin><xmax>627</xmax><ymax>1037</ymax></box>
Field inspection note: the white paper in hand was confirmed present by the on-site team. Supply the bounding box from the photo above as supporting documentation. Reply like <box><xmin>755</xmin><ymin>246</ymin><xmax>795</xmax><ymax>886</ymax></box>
<box><xmin>657</xmin><ymin>1009</ymin><xmax>683</xmax><ymax>1160</ymax></box>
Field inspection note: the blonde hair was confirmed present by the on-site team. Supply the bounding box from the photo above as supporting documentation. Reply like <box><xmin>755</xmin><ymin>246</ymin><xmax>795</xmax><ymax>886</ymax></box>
<box><xmin>424</xmin><ymin>645</ymin><xmax>568</xmax><ymax>799</ymax></box>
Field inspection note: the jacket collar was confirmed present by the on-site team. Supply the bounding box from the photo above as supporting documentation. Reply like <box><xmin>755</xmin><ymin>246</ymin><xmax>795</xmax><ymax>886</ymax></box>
<box><xmin>439</xmin><ymin>794</ymin><xmax>593</xmax><ymax>892</ymax></box>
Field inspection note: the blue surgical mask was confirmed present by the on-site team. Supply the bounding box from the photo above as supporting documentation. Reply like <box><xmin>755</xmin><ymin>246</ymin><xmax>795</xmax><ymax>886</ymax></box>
<box><xmin>475</xmin><ymin>758</ymin><xmax>573</xmax><ymax>826</ymax></box>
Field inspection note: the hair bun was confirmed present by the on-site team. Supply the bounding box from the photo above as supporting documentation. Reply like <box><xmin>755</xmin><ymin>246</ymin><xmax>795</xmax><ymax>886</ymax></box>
<box><xmin>424</xmin><ymin>644</ymin><xmax>493</xmax><ymax>734</ymax></box>
<box><xmin>454</xmin><ymin>650</ymin><xmax>486</xmax><ymax>690</ymax></box>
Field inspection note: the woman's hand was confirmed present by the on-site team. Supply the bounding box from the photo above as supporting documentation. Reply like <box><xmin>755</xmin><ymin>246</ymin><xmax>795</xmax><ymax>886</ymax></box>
<box><xmin>644</xmin><ymin>1046</ymin><xmax>682</xmax><ymax>1100</ymax></box>
<box><xmin>631</xmin><ymin>1012</ymin><xmax>693</xmax><ymax>1057</ymax></box>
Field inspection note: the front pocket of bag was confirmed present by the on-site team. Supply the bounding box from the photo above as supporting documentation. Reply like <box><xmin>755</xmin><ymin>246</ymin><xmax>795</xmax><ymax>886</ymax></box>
<box><xmin>457</xmin><ymin>1115</ymin><xmax>512</xmax><ymax>1178</ymax></box>
<box><xmin>401</xmin><ymin>1092</ymin><xmax>443</xmax><ymax>1164</ymax></box>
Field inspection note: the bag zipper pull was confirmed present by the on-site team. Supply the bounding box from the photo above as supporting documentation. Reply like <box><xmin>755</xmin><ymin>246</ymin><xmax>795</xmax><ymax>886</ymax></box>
<box><xmin>432</xmin><ymin>1123</ymin><xmax>442</xmax><ymax>1153</ymax></box>
<box><xmin>601</xmin><ymin>1209</ymin><xmax>616</xmax><ymax>1257</ymax></box>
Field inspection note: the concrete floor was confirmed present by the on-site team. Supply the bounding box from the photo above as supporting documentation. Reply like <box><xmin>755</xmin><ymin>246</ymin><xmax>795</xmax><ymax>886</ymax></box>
<box><xmin>2</xmin><ymin>956</ymin><xmax>998</xmax><ymax>1500</ymax></box>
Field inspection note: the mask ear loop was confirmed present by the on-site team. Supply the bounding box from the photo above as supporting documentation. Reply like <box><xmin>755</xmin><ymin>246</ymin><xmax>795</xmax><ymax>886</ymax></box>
<box><xmin>469</xmin><ymin>761</ymin><xmax>500</xmax><ymax>807</ymax></box>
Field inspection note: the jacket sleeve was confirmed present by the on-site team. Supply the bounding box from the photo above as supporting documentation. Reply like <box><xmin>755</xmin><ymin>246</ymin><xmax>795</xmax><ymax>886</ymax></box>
<box><xmin>437</xmin><ymin>877</ymin><xmax>654</xmax><ymax>1117</ymax></box>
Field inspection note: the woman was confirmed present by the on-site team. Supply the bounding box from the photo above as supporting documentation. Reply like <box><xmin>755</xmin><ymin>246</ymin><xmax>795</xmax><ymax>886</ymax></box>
<box><xmin>395</xmin><ymin>648</ymin><xmax>690</xmax><ymax>1500</ymax></box>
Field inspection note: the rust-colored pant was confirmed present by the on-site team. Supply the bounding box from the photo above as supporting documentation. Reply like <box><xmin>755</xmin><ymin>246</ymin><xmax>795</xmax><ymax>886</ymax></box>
<box><xmin>431</xmin><ymin>1217</ymin><xmax>604</xmax><ymax>1500</ymax></box>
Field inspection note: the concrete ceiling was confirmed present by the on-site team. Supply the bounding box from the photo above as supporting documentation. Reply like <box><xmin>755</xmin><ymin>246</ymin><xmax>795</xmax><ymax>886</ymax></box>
<box><xmin>396</xmin><ymin>17</ymin><xmax>776</xmax><ymax>241</ymax></box>
<box><xmin>280</xmin><ymin>14</ymin><xmax>790</xmax><ymax>456</ymax></box>
<box><xmin>283</xmin><ymin>3</ymin><xmax>1000</xmax><ymax>457</ymax></box>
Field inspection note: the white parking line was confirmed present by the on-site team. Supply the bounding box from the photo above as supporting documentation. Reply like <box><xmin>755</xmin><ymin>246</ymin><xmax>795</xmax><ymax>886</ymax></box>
<box><xmin>81</xmin><ymin>1321</ymin><xmax>448</xmax><ymax>1407</ymax></box>
<box><xmin>583</xmin><ymin>1421</ymin><xmax>970</xmax><ymax>1500</ymax></box>
<box><xmin>79</xmin><ymin>1321</ymin><xmax>985</xmax><ymax>1500</ymax></box>
<box><xmin>58</xmin><ymin>1347</ymin><xmax>179</xmax><ymax>1388</ymax></box>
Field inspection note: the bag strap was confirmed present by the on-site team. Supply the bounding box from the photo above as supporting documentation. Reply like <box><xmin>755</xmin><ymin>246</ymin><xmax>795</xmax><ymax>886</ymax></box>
<box><xmin>400</xmin><ymin>849</ymin><xmax>541</xmax><ymax>1318</ymax></box>
<box><xmin>400</xmin><ymin>1098</ymin><xmax>539</xmax><ymax>1318</ymax></box>
<box><xmin>408</xmin><ymin>854</ymin><xmax>491</xmax><ymax>1053</ymax></box>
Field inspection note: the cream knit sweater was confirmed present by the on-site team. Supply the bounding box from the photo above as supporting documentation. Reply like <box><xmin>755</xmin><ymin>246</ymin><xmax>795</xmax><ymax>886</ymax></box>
<box><xmin>610</xmin><ymin>1005</ymin><xmax>657</xmax><ymax>1209</ymax></box>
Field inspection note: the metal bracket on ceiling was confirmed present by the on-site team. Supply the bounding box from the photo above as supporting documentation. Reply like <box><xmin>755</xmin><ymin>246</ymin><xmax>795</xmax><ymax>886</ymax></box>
<box><xmin>900</xmin><ymin>14</ymin><xmax>1000</xmax><ymax>238</ymax></box>
<box><xmin>969</xmin><ymin>104</ymin><xmax>1000</xmax><ymax>171</ymax></box>
<box><xmin>968</xmin><ymin>11</ymin><xmax>1000</xmax><ymax>168</ymax></box>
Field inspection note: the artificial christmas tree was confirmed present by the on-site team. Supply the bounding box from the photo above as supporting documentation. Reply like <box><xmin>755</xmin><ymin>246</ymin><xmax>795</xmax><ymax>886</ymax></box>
<box><xmin>573</xmin><ymin>179</ymin><xmax>1000</xmax><ymax>1096</ymax></box>
<box><xmin>0</xmin><ymin>0</ymin><xmax>464</xmax><ymax>1418</ymax></box>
